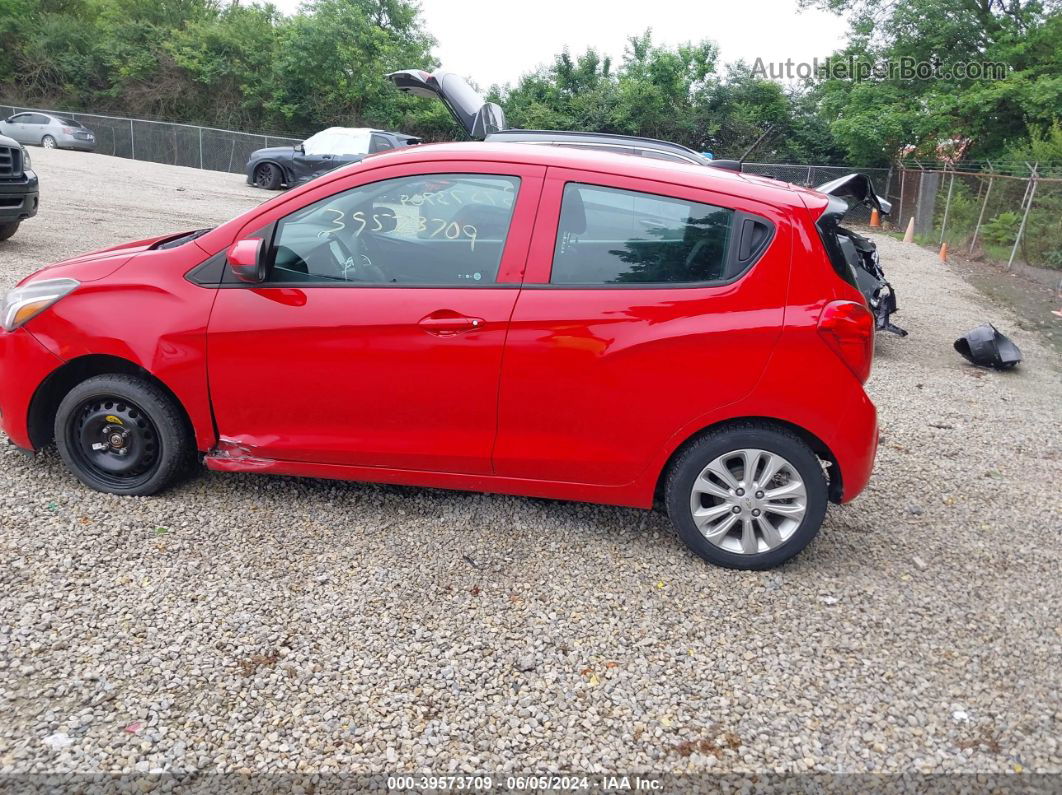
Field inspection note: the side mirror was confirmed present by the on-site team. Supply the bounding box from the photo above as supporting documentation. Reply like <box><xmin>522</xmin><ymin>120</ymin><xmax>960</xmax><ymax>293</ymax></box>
<box><xmin>294</xmin><ymin>142</ymin><xmax>305</xmax><ymax>153</ymax></box>
<box><xmin>227</xmin><ymin>238</ymin><xmax>266</xmax><ymax>283</ymax></box>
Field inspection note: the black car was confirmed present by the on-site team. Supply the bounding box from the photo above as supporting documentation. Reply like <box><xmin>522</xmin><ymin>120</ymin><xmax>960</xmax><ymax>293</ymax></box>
<box><xmin>245</xmin><ymin>127</ymin><xmax>420</xmax><ymax>190</ymax></box>
<box><xmin>0</xmin><ymin>133</ymin><xmax>38</xmax><ymax>241</ymax></box>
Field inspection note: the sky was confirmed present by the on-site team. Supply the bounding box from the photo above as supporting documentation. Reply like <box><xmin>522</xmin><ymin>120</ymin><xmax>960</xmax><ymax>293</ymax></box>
<box><xmin>270</xmin><ymin>0</ymin><xmax>851</xmax><ymax>89</ymax></box>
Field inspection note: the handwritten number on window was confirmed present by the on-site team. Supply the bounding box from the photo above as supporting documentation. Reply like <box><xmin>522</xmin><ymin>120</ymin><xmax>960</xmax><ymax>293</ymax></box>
<box><xmin>317</xmin><ymin>207</ymin><xmax>345</xmax><ymax>238</ymax></box>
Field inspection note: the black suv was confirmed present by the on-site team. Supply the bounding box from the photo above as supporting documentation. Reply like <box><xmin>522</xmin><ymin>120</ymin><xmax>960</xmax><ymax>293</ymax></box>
<box><xmin>0</xmin><ymin>133</ymin><xmax>38</xmax><ymax>241</ymax></box>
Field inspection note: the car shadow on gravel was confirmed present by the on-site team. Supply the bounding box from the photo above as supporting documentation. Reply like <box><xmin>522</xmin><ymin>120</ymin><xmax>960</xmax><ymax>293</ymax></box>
<box><xmin>15</xmin><ymin>443</ymin><xmax>865</xmax><ymax>576</ymax></box>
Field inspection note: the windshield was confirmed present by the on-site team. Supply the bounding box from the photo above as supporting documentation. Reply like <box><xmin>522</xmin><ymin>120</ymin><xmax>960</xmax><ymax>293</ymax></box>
<box><xmin>303</xmin><ymin>130</ymin><xmax>372</xmax><ymax>156</ymax></box>
<box><xmin>54</xmin><ymin>117</ymin><xmax>84</xmax><ymax>128</ymax></box>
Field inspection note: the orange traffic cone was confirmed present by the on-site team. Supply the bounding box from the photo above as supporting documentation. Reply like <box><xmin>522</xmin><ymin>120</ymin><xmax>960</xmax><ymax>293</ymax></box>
<box><xmin>939</xmin><ymin>242</ymin><xmax>948</xmax><ymax>262</ymax></box>
<box><xmin>903</xmin><ymin>217</ymin><xmax>915</xmax><ymax>243</ymax></box>
<box><xmin>869</xmin><ymin>208</ymin><xmax>881</xmax><ymax>227</ymax></box>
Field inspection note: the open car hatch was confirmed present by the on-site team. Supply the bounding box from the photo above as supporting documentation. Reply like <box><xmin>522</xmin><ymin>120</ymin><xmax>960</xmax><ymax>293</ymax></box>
<box><xmin>815</xmin><ymin>173</ymin><xmax>892</xmax><ymax>216</ymax></box>
<box><xmin>814</xmin><ymin>174</ymin><xmax>906</xmax><ymax>337</ymax></box>
<box><xmin>386</xmin><ymin>69</ymin><xmax>506</xmax><ymax>140</ymax></box>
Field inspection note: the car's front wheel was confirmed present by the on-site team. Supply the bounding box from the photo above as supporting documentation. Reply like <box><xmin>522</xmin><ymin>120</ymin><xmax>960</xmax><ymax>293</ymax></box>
<box><xmin>54</xmin><ymin>374</ymin><xmax>196</xmax><ymax>496</ymax></box>
<box><xmin>0</xmin><ymin>222</ymin><xmax>19</xmax><ymax>241</ymax></box>
<box><xmin>41</xmin><ymin>135</ymin><xmax>57</xmax><ymax>149</ymax></box>
<box><xmin>253</xmin><ymin>162</ymin><xmax>283</xmax><ymax>190</ymax></box>
<box><xmin>665</xmin><ymin>423</ymin><xmax>828</xmax><ymax>570</ymax></box>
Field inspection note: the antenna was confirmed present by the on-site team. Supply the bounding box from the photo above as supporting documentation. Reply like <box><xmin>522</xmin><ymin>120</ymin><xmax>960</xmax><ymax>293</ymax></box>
<box><xmin>739</xmin><ymin>124</ymin><xmax>775</xmax><ymax>163</ymax></box>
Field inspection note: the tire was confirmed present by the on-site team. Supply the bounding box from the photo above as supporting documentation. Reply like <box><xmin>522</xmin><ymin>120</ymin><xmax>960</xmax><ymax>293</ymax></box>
<box><xmin>54</xmin><ymin>374</ymin><xmax>196</xmax><ymax>496</ymax></box>
<box><xmin>41</xmin><ymin>135</ymin><xmax>57</xmax><ymax>149</ymax></box>
<box><xmin>253</xmin><ymin>162</ymin><xmax>283</xmax><ymax>190</ymax></box>
<box><xmin>665</xmin><ymin>423</ymin><xmax>828</xmax><ymax>570</ymax></box>
<box><xmin>0</xmin><ymin>222</ymin><xmax>19</xmax><ymax>241</ymax></box>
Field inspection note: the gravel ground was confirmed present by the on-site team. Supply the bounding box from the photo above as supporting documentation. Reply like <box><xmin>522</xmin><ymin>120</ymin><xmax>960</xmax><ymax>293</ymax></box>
<box><xmin>0</xmin><ymin>148</ymin><xmax>1059</xmax><ymax>778</ymax></box>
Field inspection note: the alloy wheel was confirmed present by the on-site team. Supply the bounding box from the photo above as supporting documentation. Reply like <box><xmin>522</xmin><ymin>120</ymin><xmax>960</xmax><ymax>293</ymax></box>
<box><xmin>254</xmin><ymin>165</ymin><xmax>275</xmax><ymax>188</ymax></box>
<box><xmin>688</xmin><ymin>448</ymin><xmax>807</xmax><ymax>555</ymax></box>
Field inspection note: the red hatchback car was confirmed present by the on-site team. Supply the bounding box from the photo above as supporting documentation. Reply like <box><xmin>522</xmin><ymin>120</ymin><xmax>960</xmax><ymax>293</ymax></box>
<box><xmin>0</xmin><ymin>143</ymin><xmax>877</xmax><ymax>569</ymax></box>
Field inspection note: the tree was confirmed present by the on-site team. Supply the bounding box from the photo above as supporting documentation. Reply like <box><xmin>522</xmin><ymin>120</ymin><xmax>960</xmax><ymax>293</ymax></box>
<box><xmin>0</xmin><ymin>0</ymin><xmax>438</xmax><ymax>134</ymax></box>
<box><xmin>804</xmin><ymin>0</ymin><xmax>1062</xmax><ymax>163</ymax></box>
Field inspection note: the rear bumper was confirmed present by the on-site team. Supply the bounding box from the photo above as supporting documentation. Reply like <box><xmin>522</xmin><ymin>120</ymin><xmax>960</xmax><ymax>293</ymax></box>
<box><xmin>0</xmin><ymin>172</ymin><xmax>39</xmax><ymax>224</ymax></box>
<box><xmin>0</xmin><ymin>328</ymin><xmax>64</xmax><ymax>450</ymax></box>
<box><xmin>831</xmin><ymin>385</ymin><xmax>878</xmax><ymax>503</ymax></box>
<box><xmin>59</xmin><ymin>137</ymin><xmax>96</xmax><ymax>151</ymax></box>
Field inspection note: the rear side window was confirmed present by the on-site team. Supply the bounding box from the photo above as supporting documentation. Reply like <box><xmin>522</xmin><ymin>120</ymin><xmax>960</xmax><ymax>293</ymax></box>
<box><xmin>551</xmin><ymin>183</ymin><xmax>736</xmax><ymax>285</ymax></box>
<box><xmin>370</xmin><ymin>134</ymin><xmax>395</xmax><ymax>153</ymax></box>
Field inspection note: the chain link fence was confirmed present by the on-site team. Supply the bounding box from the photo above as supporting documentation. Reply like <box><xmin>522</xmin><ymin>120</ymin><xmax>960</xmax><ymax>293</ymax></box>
<box><xmin>0</xmin><ymin>104</ymin><xmax>306</xmax><ymax>174</ymax></box>
<box><xmin>742</xmin><ymin>162</ymin><xmax>891</xmax><ymax>224</ymax></box>
<box><xmin>27</xmin><ymin>104</ymin><xmax>1037</xmax><ymax>261</ymax></box>
<box><xmin>885</xmin><ymin>163</ymin><xmax>1062</xmax><ymax>270</ymax></box>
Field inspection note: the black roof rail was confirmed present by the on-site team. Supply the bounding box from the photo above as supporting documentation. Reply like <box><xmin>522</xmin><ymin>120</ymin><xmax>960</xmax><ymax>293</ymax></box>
<box><xmin>486</xmin><ymin>129</ymin><xmax>703</xmax><ymax>159</ymax></box>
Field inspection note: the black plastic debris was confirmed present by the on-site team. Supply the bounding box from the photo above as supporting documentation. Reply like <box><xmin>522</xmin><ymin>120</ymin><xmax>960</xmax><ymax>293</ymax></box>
<box><xmin>953</xmin><ymin>324</ymin><xmax>1022</xmax><ymax>370</ymax></box>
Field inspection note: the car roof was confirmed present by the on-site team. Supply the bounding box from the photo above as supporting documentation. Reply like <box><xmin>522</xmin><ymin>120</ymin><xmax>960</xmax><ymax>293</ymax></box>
<box><xmin>486</xmin><ymin>130</ymin><xmax>704</xmax><ymax>160</ymax></box>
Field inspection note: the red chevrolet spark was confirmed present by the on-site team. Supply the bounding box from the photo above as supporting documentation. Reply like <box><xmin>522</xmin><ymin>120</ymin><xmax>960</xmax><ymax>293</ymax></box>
<box><xmin>0</xmin><ymin>143</ymin><xmax>877</xmax><ymax>569</ymax></box>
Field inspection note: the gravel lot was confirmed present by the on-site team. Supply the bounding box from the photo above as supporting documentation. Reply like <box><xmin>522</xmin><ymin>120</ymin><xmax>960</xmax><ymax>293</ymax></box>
<box><xmin>1</xmin><ymin>148</ymin><xmax>1059</xmax><ymax>778</ymax></box>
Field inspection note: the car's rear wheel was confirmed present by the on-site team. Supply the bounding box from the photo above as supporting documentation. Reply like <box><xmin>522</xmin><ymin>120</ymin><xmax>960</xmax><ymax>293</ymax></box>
<box><xmin>41</xmin><ymin>135</ymin><xmax>57</xmax><ymax>149</ymax></box>
<box><xmin>0</xmin><ymin>222</ymin><xmax>19</xmax><ymax>241</ymax></box>
<box><xmin>665</xmin><ymin>423</ymin><xmax>828</xmax><ymax>570</ymax></box>
<box><xmin>253</xmin><ymin>163</ymin><xmax>283</xmax><ymax>190</ymax></box>
<box><xmin>54</xmin><ymin>374</ymin><xmax>195</xmax><ymax>496</ymax></box>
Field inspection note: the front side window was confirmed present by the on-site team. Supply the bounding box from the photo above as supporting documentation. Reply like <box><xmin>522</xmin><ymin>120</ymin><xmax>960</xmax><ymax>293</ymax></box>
<box><xmin>551</xmin><ymin>183</ymin><xmax>734</xmax><ymax>285</ymax></box>
<box><xmin>266</xmin><ymin>173</ymin><xmax>520</xmax><ymax>285</ymax></box>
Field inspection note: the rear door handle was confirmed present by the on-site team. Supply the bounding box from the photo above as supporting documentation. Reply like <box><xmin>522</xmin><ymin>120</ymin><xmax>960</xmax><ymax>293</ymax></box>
<box><xmin>418</xmin><ymin>313</ymin><xmax>485</xmax><ymax>335</ymax></box>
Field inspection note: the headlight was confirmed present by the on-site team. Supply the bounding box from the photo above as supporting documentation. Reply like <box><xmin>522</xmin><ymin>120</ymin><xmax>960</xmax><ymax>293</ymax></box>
<box><xmin>1</xmin><ymin>278</ymin><xmax>80</xmax><ymax>331</ymax></box>
<box><xmin>20</xmin><ymin>146</ymin><xmax>30</xmax><ymax>169</ymax></box>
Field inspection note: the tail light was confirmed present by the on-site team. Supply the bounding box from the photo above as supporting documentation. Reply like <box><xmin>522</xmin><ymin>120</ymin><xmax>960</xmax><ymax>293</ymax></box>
<box><xmin>818</xmin><ymin>300</ymin><xmax>874</xmax><ymax>383</ymax></box>
<box><xmin>62</xmin><ymin>126</ymin><xmax>77</xmax><ymax>134</ymax></box>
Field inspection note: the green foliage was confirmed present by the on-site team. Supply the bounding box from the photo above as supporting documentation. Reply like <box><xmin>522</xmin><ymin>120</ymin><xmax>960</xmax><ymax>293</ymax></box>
<box><xmin>981</xmin><ymin>211</ymin><xmax>1021</xmax><ymax>245</ymax></box>
<box><xmin>0</xmin><ymin>0</ymin><xmax>436</xmax><ymax>134</ymax></box>
<box><xmin>0</xmin><ymin>0</ymin><xmax>1057</xmax><ymax>173</ymax></box>
<box><xmin>1044</xmin><ymin>248</ymin><xmax>1062</xmax><ymax>268</ymax></box>
<box><xmin>496</xmin><ymin>37</ymin><xmax>845</xmax><ymax>162</ymax></box>
<box><xmin>933</xmin><ymin>178</ymin><xmax>981</xmax><ymax>247</ymax></box>
<box><xmin>806</xmin><ymin>0</ymin><xmax>1062</xmax><ymax>165</ymax></box>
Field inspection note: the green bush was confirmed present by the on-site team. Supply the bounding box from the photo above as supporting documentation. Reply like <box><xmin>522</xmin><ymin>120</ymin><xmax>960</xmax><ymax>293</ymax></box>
<box><xmin>981</xmin><ymin>211</ymin><xmax>1021</xmax><ymax>246</ymax></box>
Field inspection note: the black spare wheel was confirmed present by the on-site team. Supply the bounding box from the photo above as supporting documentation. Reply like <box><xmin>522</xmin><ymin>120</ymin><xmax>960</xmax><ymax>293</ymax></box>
<box><xmin>54</xmin><ymin>374</ymin><xmax>195</xmax><ymax>495</ymax></box>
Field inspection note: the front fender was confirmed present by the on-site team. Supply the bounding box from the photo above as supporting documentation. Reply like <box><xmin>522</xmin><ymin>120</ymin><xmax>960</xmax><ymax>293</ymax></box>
<box><xmin>20</xmin><ymin>247</ymin><xmax>219</xmax><ymax>450</ymax></box>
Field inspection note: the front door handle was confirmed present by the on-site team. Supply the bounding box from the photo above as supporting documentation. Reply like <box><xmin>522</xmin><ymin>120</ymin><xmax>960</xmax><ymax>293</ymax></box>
<box><xmin>418</xmin><ymin>312</ymin><xmax>485</xmax><ymax>335</ymax></box>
